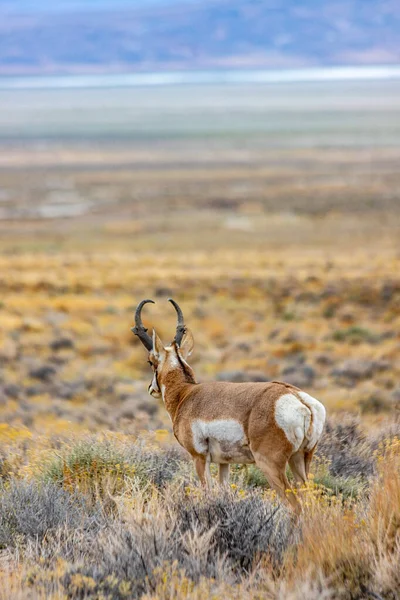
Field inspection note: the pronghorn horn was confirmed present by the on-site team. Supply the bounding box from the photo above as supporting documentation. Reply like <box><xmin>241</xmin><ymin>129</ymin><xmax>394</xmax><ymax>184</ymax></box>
<box><xmin>168</xmin><ymin>298</ymin><xmax>186</xmax><ymax>346</ymax></box>
<box><xmin>131</xmin><ymin>299</ymin><xmax>155</xmax><ymax>350</ymax></box>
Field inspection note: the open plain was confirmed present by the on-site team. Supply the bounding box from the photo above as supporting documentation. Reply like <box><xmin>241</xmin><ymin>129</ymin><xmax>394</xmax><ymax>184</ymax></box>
<box><xmin>0</xmin><ymin>79</ymin><xmax>399</xmax><ymax>599</ymax></box>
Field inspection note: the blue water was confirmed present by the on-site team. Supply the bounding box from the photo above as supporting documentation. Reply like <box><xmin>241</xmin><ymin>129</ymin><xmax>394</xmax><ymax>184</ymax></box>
<box><xmin>0</xmin><ymin>69</ymin><xmax>399</xmax><ymax>144</ymax></box>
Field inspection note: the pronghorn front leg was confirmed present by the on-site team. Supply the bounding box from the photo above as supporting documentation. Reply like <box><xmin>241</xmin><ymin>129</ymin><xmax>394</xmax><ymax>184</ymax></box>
<box><xmin>219</xmin><ymin>464</ymin><xmax>230</xmax><ymax>486</ymax></box>
<box><xmin>194</xmin><ymin>455</ymin><xmax>213</xmax><ymax>489</ymax></box>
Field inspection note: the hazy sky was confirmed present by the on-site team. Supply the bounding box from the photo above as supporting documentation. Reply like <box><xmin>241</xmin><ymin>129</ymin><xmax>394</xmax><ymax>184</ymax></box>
<box><xmin>3</xmin><ymin>0</ymin><xmax>201</xmax><ymax>11</ymax></box>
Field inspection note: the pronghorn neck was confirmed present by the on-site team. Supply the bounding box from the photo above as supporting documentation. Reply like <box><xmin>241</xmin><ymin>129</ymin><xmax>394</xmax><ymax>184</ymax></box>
<box><xmin>159</xmin><ymin>349</ymin><xmax>196</xmax><ymax>421</ymax></box>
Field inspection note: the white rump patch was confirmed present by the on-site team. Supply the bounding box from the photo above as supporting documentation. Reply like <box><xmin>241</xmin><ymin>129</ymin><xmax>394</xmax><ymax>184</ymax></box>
<box><xmin>298</xmin><ymin>391</ymin><xmax>326</xmax><ymax>449</ymax></box>
<box><xmin>191</xmin><ymin>419</ymin><xmax>246</xmax><ymax>455</ymax></box>
<box><xmin>275</xmin><ymin>393</ymin><xmax>311</xmax><ymax>452</ymax></box>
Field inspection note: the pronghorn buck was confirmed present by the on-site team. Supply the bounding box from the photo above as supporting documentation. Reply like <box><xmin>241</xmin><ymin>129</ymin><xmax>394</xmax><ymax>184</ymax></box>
<box><xmin>132</xmin><ymin>299</ymin><xmax>326</xmax><ymax>513</ymax></box>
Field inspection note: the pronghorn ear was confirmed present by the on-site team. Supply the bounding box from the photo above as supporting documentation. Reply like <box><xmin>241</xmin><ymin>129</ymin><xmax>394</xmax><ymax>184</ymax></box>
<box><xmin>152</xmin><ymin>330</ymin><xmax>165</xmax><ymax>358</ymax></box>
<box><xmin>178</xmin><ymin>328</ymin><xmax>194</xmax><ymax>359</ymax></box>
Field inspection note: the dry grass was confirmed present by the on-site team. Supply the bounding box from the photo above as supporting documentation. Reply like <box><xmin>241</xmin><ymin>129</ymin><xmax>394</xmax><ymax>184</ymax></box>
<box><xmin>0</xmin><ymin>247</ymin><xmax>398</xmax><ymax>434</ymax></box>
<box><xmin>0</xmin><ymin>140</ymin><xmax>399</xmax><ymax>598</ymax></box>
<box><xmin>0</xmin><ymin>434</ymin><xmax>399</xmax><ymax>599</ymax></box>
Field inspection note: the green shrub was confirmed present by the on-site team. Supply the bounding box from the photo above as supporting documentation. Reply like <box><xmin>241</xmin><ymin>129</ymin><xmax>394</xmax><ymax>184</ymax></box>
<box><xmin>41</xmin><ymin>437</ymin><xmax>187</xmax><ymax>501</ymax></box>
<box><xmin>332</xmin><ymin>326</ymin><xmax>378</xmax><ymax>345</ymax></box>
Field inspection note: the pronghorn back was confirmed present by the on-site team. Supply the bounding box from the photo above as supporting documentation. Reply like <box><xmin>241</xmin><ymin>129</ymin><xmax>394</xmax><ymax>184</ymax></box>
<box><xmin>173</xmin><ymin>380</ymin><xmax>324</xmax><ymax>463</ymax></box>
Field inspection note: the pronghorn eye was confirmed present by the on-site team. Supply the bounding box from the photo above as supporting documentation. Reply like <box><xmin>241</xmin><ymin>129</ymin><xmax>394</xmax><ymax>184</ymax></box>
<box><xmin>148</xmin><ymin>360</ymin><xmax>154</xmax><ymax>367</ymax></box>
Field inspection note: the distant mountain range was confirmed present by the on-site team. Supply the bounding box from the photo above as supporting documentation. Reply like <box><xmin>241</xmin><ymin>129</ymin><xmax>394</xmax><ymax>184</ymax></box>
<box><xmin>0</xmin><ymin>0</ymin><xmax>399</xmax><ymax>75</ymax></box>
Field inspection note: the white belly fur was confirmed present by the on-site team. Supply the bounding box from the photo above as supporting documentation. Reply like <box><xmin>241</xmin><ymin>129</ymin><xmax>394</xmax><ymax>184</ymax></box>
<box><xmin>191</xmin><ymin>419</ymin><xmax>254</xmax><ymax>464</ymax></box>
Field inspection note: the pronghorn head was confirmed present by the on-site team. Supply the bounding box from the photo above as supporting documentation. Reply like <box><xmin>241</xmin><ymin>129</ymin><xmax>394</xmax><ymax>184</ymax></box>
<box><xmin>132</xmin><ymin>298</ymin><xmax>195</xmax><ymax>399</ymax></box>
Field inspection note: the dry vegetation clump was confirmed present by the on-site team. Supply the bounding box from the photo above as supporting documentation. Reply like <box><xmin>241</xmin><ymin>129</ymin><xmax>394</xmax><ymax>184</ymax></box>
<box><xmin>0</xmin><ymin>435</ymin><xmax>399</xmax><ymax>600</ymax></box>
<box><xmin>0</xmin><ymin>479</ymin><xmax>104</xmax><ymax>551</ymax></box>
<box><xmin>41</xmin><ymin>435</ymin><xmax>189</xmax><ymax>497</ymax></box>
<box><xmin>57</xmin><ymin>491</ymin><xmax>292</xmax><ymax>600</ymax></box>
<box><xmin>316</xmin><ymin>416</ymin><xmax>375</xmax><ymax>480</ymax></box>
<box><xmin>174</xmin><ymin>490</ymin><xmax>294</xmax><ymax>572</ymax></box>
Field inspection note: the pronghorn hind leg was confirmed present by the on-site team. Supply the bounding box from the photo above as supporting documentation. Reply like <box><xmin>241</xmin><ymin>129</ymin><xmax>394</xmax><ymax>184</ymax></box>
<box><xmin>254</xmin><ymin>454</ymin><xmax>301</xmax><ymax>515</ymax></box>
<box><xmin>288</xmin><ymin>451</ymin><xmax>307</xmax><ymax>486</ymax></box>
<box><xmin>304</xmin><ymin>444</ymin><xmax>317</xmax><ymax>478</ymax></box>
<box><xmin>194</xmin><ymin>455</ymin><xmax>213</xmax><ymax>489</ymax></box>
<box><xmin>219</xmin><ymin>463</ymin><xmax>230</xmax><ymax>486</ymax></box>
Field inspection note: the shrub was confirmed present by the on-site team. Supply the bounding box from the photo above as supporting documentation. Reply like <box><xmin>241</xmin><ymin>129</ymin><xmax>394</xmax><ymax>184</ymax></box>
<box><xmin>332</xmin><ymin>326</ymin><xmax>378</xmax><ymax>345</ymax></box>
<box><xmin>312</xmin><ymin>458</ymin><xmax>366</xmax><ymax>500</ymax></box>
<box><xmin>359</xmin><ymin>392</ymin><xmax>394</xmax><ymax>414</ymax></box>
<box><xmin>41</xmin><ymin>438</ymin><xmax>135</xmax><ymax>502</ymax></box>
<box><xmin>132</xmin><ymin>444</ymin><xmax>189</xmax><ymax>489</ymax></box>
<box><xmin>41</xmin><ymin>437</ymin><xmax>187</xmax><ymax>501</ymax></box>
<box><xmin>316</xmin><ymin>417</ymin><xmax>375</xmax><ymax>480</ymax></box>
<box><xmin>58</xmin><ymin>488</ymin><xmax>292</xmax><ymax>599</ymax></box>
<box><xmin>0</xmin><ymin>480</ymin><xmax>100</xmax><ymax>550</ymax></box>
<box><xmin>174</xmin><ymin>489</ymin><xmax>293</xmax><ymax>572</ymax></box>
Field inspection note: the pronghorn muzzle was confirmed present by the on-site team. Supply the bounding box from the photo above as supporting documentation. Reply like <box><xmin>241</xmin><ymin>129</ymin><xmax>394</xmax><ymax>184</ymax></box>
<box><xmin>148</xmin><ymin>371</ymin><xmax>161</xmax><ymax>397</ymax></box>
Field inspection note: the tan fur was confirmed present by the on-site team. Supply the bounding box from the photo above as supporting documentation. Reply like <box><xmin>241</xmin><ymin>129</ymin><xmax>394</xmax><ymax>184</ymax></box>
<box><xmin>146</xmin><ymin>335</ymin><xmax>325</xmax><ymax>514</ymax></box>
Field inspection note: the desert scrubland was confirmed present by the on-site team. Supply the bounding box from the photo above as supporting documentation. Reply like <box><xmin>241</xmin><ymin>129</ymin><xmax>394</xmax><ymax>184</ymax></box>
<box><xmin>0</xmin><ymin>80</ymin><xmax>399</xmax><ymax>599</ymax></box>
